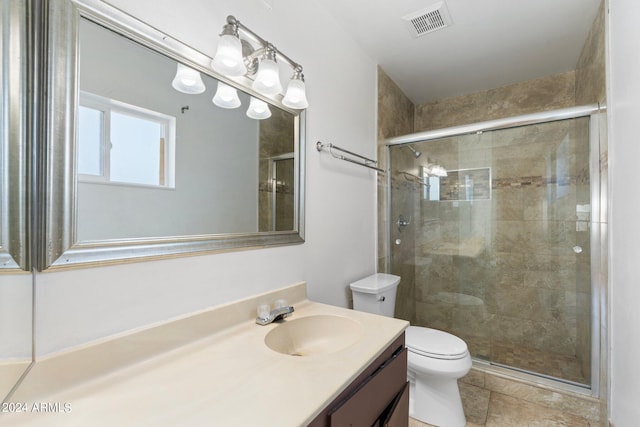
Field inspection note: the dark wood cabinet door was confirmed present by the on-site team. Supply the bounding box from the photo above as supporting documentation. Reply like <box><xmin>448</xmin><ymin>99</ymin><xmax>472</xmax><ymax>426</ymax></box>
<box><xmin>383</xmin><ymin>382</ymin><xmax>409</xmax><ymax>427</ymax></box>
<box><xmin>329</xmin><ymin>348</ymin><xmax>407</xmax><ymax>427</ymax></box>
<box><xmin>307</xmin><ymin>334</ymin><xmax>406</xmax><ymax>427</ymax></box>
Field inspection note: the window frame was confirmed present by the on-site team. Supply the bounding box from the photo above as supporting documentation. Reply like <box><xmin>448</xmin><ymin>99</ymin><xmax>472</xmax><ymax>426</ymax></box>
<box><xmin>77</xmin><ymin>91</ymin><xmax>176</xmax><ymax>188</ymax></box>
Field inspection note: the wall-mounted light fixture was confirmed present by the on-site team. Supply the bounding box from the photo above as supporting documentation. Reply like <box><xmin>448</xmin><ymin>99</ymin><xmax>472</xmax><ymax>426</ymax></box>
<box><xmin>211</xmin><ymin>20</ymin><xmax>247</xmax><ymax>77</ymax></box>
<box><xmin>252</xmin><ymin>44</ymin><xmax>282</xmax><ymax>95</ymax></box>
<box><xmin>211</xmin><ymin>15</ymin><xmax>308</xmax><ymax>110</ymax></box>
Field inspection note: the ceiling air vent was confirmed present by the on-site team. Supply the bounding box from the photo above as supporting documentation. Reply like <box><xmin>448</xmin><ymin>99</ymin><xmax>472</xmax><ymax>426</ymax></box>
<box><xmin>402</xmin><ymin>1</ymin><xmax>453</xmax><ymax>38</ymax></box>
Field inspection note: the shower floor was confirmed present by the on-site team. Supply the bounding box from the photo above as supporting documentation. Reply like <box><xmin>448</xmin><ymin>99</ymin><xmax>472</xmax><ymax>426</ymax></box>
<box><xmin>484</xmin><ymin>341</ymin><xmax>588</xmax><ymax>386</ymax></box>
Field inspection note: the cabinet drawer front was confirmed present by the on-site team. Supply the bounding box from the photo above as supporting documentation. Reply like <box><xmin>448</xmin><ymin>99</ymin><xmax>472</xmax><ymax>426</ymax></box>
<box><xmin>329</xmin><ymin>348</ymin><xmax>407</xmax><ymax>427</ymax></box>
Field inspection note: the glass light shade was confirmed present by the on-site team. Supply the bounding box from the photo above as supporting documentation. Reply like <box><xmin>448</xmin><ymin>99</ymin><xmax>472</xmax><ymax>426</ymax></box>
<box><xmin>211</xmin><ymin>34</ymin><xmax>247</xmax><ymax>76</ymax></box>
<box><xmin>252</xmin><ymin>58</ymin><xmax>282</xmax><ymax>95</ymax></box>
<box><xmin>246</xmin><ymin>97</ymin><xmax>272</xmax><ymax>120</ymax></box>
<box><xmin>282</xmin><ymin>78</ymin><xmax>309</xmax><ymax>109</ymax></box>
<box><xmin>171</xmin><ymin>63</ymin><xmax>206</xmax><ymax>94</ymax></box>
<box><xmin>212</xmin><ymin>81</ymin><xmax>241</xmax><ymax>109</ymax></box>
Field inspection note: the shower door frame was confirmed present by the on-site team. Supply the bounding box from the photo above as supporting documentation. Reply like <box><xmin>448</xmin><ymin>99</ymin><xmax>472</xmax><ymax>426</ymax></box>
<box><xmin>384</xmin><ymin>104</ymin><xmax>607</xmax><ymax>398</ymax></box>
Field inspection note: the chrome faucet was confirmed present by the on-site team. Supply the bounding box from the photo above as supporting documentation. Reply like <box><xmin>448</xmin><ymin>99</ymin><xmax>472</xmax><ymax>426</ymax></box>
<box><xmin>256</xmin><ymin>305</ymin><xmax>295</xmax><ymax>326</ymax></box>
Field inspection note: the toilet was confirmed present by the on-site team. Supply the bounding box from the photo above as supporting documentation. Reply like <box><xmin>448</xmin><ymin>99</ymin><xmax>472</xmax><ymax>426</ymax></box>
<box><xmin>350</xmin><ymin>273</ymin><xmax>471</xmax><ymax>427</ymax></box>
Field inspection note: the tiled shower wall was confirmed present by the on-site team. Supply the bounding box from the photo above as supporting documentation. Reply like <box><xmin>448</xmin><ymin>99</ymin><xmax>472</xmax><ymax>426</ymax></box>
<box><xmin>377</xmin><ymin>68</ymin><xmax>416</xmax><ymax>322</ymax></box>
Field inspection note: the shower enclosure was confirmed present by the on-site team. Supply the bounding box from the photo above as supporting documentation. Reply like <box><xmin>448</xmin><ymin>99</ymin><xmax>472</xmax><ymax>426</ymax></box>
<box><xmin>386</xmin><ymin>105</ymin><xmax>605</xmax><ymax>392</ymax></box>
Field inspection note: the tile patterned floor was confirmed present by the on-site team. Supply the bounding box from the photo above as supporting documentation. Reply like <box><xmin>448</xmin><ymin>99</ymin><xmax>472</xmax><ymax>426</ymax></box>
<box><xmin>408</xmin><ymin>367</ymin><xmax>604</xmax><ymax>427</ymax></box>
<box><xmin>409</xmin><ymin>391</ymin><xmax>594</xmax><ymax>427</ymax></box>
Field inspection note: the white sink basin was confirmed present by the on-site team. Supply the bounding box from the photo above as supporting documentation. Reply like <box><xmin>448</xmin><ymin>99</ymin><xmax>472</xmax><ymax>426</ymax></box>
<box><xmin>264</xmin><ymin>315</ymin><xmax>363</xmax><ymax>356</ymax></box>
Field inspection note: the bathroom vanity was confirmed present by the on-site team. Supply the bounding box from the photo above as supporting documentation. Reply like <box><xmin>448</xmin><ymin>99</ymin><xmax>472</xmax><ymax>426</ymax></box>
<box><xmin>309</xmin><ymin>334</ymin><xmax>409</xmax><ymax>427</ymax></box>
<box><xmin>1</xmin><ymin>283</ymin><xmax>409</xmax><ymax>426</ymax></box>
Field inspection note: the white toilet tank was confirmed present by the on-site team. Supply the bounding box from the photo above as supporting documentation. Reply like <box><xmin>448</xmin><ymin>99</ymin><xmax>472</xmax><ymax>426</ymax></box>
<box><xmin>350</xmin><ymin>273</ymin><xmax>400</xmax><ymax>317</ymax></box>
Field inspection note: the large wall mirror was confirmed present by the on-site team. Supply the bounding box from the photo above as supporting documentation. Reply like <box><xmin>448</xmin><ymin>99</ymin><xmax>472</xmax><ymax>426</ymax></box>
<box><xmin>41</xmin><ymin>0</ymin><xmax>305</xmax><ymax>269</ymax></box>
<box><xmin>0</xmin><ymin>0</ymin><xmax>33</xmax><ymax>402</ymax></box>
<box><xmin>0</xmin><ymin>0</ymin><xmax>29</xmax><ymax>270</ymax></box>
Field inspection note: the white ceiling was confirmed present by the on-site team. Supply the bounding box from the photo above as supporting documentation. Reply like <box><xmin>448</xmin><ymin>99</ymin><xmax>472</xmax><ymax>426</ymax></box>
<box><xmin>317</xmin><ymin>0</ymin><xmax>602</xmax><ymax>104</ymax></box>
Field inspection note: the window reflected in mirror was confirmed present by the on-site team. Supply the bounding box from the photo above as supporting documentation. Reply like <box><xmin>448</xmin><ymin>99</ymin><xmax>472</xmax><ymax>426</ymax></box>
<box><xmin>78</xmin><ymin>92</ymin><xmax>176</xmax><ymax>188</ymax></box>
<box><xmin>77</xmin><ymin>18</ymin><xmax>296</xmax><ymax>242</ymax></box>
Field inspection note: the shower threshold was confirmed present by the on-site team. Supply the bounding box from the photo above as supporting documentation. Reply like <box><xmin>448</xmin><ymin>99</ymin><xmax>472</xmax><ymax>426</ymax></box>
<box><xmin>472</xmin><ymin>358</ymin><xmax>593</xmax><ymax>396</ymax></box>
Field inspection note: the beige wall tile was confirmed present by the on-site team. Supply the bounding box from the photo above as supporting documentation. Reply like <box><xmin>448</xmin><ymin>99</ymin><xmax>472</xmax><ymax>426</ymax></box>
<box><xmin>415</xmin><ymin>72</ymin><xmax>576</xmax><ymax>132</ymax></box>
<box><xmin>575</xmin><ymin>1</ymin><xmax>606</xmax><ymax>105</ymax></box>
<box><xmin>378</xmin><ymin>66</ymin><xmax>415</xmax><ymax>141</ymax></box>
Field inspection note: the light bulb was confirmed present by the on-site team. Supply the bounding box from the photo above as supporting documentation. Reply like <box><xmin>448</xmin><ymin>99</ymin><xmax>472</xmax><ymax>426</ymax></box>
<box><xmin>246</xmin><ymin>97</ymin><xmax>272</xmax><ymax>120</ymax></box>
<box><xmin>171</xmin><ymin>63</ymin><xmax>206</xmax><ymax>94</ymax></box>
<box><xmin>212</xmin><ymin>81</ymin><xmax>241</xmax><ymax>109</ymax></box>
<box><xmin>211</xmin><ymin>34</ymin><xmax>247</xmax><ymax>77</ymax></box>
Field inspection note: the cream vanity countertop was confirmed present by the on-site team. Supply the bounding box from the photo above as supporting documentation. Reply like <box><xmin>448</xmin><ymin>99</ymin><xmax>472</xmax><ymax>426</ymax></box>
<box><xmin>1</xmin><ymin>282</ymin><xmax>408</xmax><ymax>426</ymax></box>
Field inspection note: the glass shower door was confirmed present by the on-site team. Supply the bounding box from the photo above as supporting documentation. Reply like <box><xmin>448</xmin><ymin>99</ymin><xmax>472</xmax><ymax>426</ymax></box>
<box><xmin>390</xmin><ymin>116</ymin><xmax>592</xmax><ymax>386</ymax></box>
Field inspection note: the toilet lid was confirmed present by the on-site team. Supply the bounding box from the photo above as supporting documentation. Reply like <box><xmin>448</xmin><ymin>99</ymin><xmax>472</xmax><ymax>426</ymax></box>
<box><xmin>349</xmin><ymin>273</ymin><xmax>400</xmax><ymax>294</ymax></box>
<box><xmin>406</xmin><ymin>326</ymin><xmax>469</xmax><ymax>360</ymax></box>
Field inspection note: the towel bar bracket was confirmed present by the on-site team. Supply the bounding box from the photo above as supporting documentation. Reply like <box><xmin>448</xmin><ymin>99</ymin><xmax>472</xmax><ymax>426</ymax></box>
<box><xmin>316</xmin><ymin>141</ymin><xmax>385</xmax><ymax>173</ymax></box>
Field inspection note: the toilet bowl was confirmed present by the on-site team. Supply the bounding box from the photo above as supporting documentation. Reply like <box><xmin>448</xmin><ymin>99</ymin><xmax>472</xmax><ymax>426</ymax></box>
<box><xmin>406</xmin><ymin>326</ymin><xmax>471</xmax><ymax>427</ymax></box>
<box><xmin>350</xmin><ymin>273</ymin><xmax>471</xmax><ymax>427</ymax></box>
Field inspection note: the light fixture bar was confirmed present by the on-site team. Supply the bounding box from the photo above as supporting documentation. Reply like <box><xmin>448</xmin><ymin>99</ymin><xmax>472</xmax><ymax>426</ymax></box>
<box><xmin>212</xmin><ymin>15</ymin><xmax>308</xmax><ymax>110</ymax></box>
<box><xmin>226</xmin><ymin>15</ymin><xmax>302</xmax><ymax>73</ymax></box>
